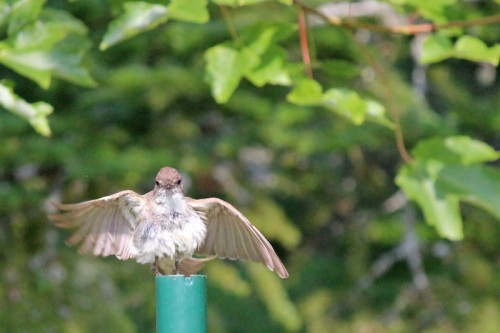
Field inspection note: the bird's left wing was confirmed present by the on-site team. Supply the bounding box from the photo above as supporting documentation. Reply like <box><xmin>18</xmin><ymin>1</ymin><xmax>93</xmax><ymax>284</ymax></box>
<box><xmin>50</xmin><ymin>190</ymin><xmax>146</xmax><ymax>260</ymax></box>
<box><xmin>187</xmin><ymin>198</ymin><xmax>289</xmax><ymax>278</ymax></box>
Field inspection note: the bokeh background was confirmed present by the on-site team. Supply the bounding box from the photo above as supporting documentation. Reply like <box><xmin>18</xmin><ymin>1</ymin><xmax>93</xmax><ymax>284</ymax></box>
<box><xmin>1</xmin><ymin>1</ymin><xmax>499</xmax><ymax>332</ymax></box>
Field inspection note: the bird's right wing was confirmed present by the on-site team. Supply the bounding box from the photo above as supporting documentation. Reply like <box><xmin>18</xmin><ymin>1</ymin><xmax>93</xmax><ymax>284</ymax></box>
<box><xmin>50</xmin><ymin>190</ymin><xmax>146</xmax><ymax>260</ymax></box>
<box><xmin>188</xmin><ymin>198</ymin><xmax>289</xmax><ymax>278</ymax></box>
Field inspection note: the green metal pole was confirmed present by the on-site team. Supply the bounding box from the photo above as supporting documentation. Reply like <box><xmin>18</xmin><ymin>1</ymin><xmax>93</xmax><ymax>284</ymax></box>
<box><xmin>156</xmin><ymin>275</ymin><xmax>207</xmax><ymax>333</ymax></box>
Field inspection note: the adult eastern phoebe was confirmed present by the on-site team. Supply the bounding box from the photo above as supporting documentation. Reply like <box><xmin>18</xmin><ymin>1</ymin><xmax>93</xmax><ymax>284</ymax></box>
<box><xmin>51</xmin><ymin>167</ymin><xmax>288</xmax><ymax>278</ymax></box>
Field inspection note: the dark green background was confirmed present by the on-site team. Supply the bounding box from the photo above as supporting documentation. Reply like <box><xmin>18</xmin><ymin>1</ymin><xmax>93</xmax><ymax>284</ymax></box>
<box><xmin>1</xmin><ymin>1</ymin><xmax>499</xmax><ymax>332</ymax></box>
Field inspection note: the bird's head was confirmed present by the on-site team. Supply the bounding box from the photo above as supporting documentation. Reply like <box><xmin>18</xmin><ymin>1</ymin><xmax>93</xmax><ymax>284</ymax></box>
<box><xmin>154</xmin><ymin>167</ymin><xmax>183</xmax><ymax>196</ymax></box>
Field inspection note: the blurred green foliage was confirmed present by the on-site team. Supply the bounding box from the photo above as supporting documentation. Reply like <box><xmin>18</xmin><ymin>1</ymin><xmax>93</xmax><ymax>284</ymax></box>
<box><xmin>1</xmin><ymin>0</ymin><xmax>499</xmax><ymax>332</ymax></box>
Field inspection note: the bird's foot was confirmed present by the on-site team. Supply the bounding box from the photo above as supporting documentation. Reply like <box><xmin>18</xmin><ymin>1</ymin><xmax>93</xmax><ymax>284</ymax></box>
<box><xmin>151</xmin><ymin>262</ymin><xmax>161</xmax><ymax>276</ymax></box>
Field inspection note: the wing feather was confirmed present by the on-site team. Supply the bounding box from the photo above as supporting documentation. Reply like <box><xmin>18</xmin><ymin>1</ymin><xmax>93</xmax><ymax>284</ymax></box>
<box><xmin>50</xmin><ymin>190</ymin><xmax>145</xmax><ymax>260</ymax></box>
<box><xmin>188</xmin><ymin>198</ymin><xmax>289</xmax><ymax>278</ymax></box>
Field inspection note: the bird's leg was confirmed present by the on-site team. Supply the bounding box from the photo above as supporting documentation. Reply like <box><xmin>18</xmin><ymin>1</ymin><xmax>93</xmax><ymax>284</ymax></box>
<box><xmin>151</xmin><ymin>259</ymin><xmax>161</xmax><ymax>276</ymax></box>
<box><xmin>175</xmin><ymin>260</ymin><xmax>180</xmax><ymax>275</ymax></box>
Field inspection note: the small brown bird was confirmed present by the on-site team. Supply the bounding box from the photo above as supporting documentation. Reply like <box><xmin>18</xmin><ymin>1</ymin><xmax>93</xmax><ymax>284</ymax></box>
<box><xmin>50</xmin><ymin>167</ymin><xmax>288</xmax><ymax>278</ymax></box>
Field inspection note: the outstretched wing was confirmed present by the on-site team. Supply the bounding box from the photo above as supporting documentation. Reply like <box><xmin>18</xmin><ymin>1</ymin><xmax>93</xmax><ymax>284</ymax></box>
<box><xmin>188</xmin><ymin>198</ymin><xmax>289</xmax><ymax>278</ymax></box>
<box><xmin>50</xmin><ymin>190</ymin><xmax>146</xmax><ymax>260</ymax></box>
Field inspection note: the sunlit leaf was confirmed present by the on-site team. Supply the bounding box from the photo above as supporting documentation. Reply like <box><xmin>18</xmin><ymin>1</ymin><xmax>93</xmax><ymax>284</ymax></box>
<box><xmin>100</xmin><ymin>2</ymin><xmax>169</xmax><ymax>50</ymax></box>
<box><xmin>287</xmin><ymin>82</ymin><xmax>393</xmax><ymax>127</ymax></box>
<box><xmin>245</xmin><ymin>46</ymin><xmax>291</xmax><ymax>87</ymax></box>
<box><xmin>0</xmin><ymin>9</ymin><xmax>94</xmax><ymax>88</ymax></box>
<box><xmin>168</xmin><ymin>0</ymin><xmax>209</xmax><ymax>23</ymax></box>
<box><xmin>5</xmin><ymin>0</ymin><xmax>46</xmax><ymax>35</ymax></box>
<box><xmin>242</xmin><ymin>26</ymin><xmax>292</xmax><ymax>87</ymax></box>
<box><xmin>0</xmin><ymin>81</ymin><xmax>53</xmax><ymax>136</ymax></box>
<box><xmin>413</xmin><ymin>136</ymin><xmax>499</xmax><ymax>164</ymax></box>
<box><xmin>396</xmin><ymin>161</ymin><xmax>463</xmax><ymax>240</ymax></box>
<box><xmin>242</xmin><ymin>25</ymin><xmax>281</xmax><ymax>55</ymax></box>
<box><xmin>322</xmin><ymin>88</ymin><xmax>368</xmax><ymax>125</ymax></box>
<box><xmin>286</xmin><ymin>79</ymin><xmax>323</xmax><ymax>105</ymax></box>
<box><xmin>400</xmin><ymin>136</ymin><xmax>499</xmax><ymax>240</ymax></box>
<box><xmin>411</xmin><ymin>0</ymin><xmax>456</xmax><ymax>22</ymax></box>
<box><xmin>390</xmin><ymin>0</ymin><xmax>456</xmax><ymax>22</ymax></box>
<box><xmin>0</xmin><ymin>3</ymin><xmax>10</xmax><ymax>27</ymax></box>
<box><xmin>323</xmin><ymin>89</ymin><xmax>393</xmax><ymax>127</ymax></box>
<box><xmin>210</xmin><ymin>0</ymin><xmax>268</xmax><ymax>7</ymax></box>
<box><xmin>420</xmin><ymin>34</ymin><xmax>454</xmax><ymax>64</ymax></box>
<box><xmin>204</xmin><ymin>44</ymin><xmax>258</xmax><ymax>103</ymax></box>
<box><xmin>365</xmin><ymin>100</ymin><xmax>395</xmax><ymax>128</ymax></box>
<box><xmin>421</xmin><ymin>34</ymin><xmax>500</xmax><ymax>65</ymax></box>
<box><xmin>0</xmin><ymin>44</ymin><xmax>52</xmax><ymax>88</ymax></box>
<box><xmin>205</xmin><ymin>26</ymin><xmax>293</xmax><ymax>102</ymax></box>
<box><xmin>453</xmin><ymin>35</ymin><xmax>500</xmax><ymax>66</ymax></box>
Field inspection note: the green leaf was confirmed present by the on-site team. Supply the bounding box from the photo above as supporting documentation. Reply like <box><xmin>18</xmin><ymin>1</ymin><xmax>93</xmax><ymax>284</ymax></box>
<box><xmin>0</xmin><ymin>9</ymin><xmax>94</xmax><ymax>88</ymax></box>
<box><xmin>437</xmin><ymin>164</ymin><xmax>500</xmax><ymax>219</ymax></box>
<box><xmin>323</xmin><ymin>89</ymin><xmax>393</xmax><ymax>127</ymax></box>
<box><xmin>168</xmin><ymin>0</ymin><xmax>209</xmax><ymax>23</ymax></box>
<box><xmin>420</xmin><ymin>34</ymin><xmax>454</xmax><ymax>64</ymax></box>
<box><xmin>210</xmin><ymin>0</ymin><xmax>268</xmax><ymax>7</ymax></box>
<box><xmin>396</xmin><ymin>161</ymin><xmax>463</xmax><ymax>240</ymax></box>
<box><xmin>390</xmin><ymin>0</ymin><xmax>456</xmax><ymax>22</ymax></box>
<box><xmin>100</xmin><ymin>2</ymin><xmax>169</xmax><ymax>50</ymax></box>
<box><xmin>246</xmin><ymin>46</ymin><xmax>291</xmax><ymax>87</ymax></box>
<box><xmin>241</xmin><ymin>26</ymin><xmax>292</xmax><ymax>87</ymax></box>
<box><xmin>205</xmin><ymin>26</ymin><xmax>293</xmax><ymax>102</ymax></box>
<box><xmin>365</xmin><ymin>100</ymin><xmax>395</xmax><ymax>128</ymax></box>
<box><xmin>412</xmin><ymin>136</ymin><xmax>499</xmax><ymax>164</ymax></box>
<box><xmin>0</xmin><ymin>44</ymin><xmax>52</xmax><ymax>88</ymax></box>
<box><xmin>287</xmin><ymin>82</ymin><xmax>393</xmax><ymax>127</ymax></box>
<box><xmin>400</xmin><ymin>137</ymin><xmax>499</xmax><ymax>240</ymax></box>
<box><xmin>410</xmin><ymin>0</ymin><xmax>456</xmax><ymax>22</ymax></box>
<box><xmin>0</xmin><ymin>81</ymin><xmax>53</xmax><ymax>136</ymax></box>
<box><xmin>0</xmin><ymin>3</ymin><xmax>10</xmax><ymax>27</ymax></box>
<box><xmin>49</xmin><ymin>34</ymin><xmax>97</xmax><ymax>87</ymax></box>
<box><xmin>286</xmin><ymin>79</ymin><xmax>323</xmax><ymax>105</ymax></box>
<box><xmin>421</xmin><ymin>34</ymin><xmax>500</xmax><ymax>66</ymax></box>
<box><xmin>453</xmin><ymin>36</ymin><xmax>500</xmax><ymax>66</ymax></box>
<box><xmin>322</xmin><ymin>89</ymin><xmax>368</xmax><ymax>125</ymax></box>
<box><xmin>204</xmin><ymin>44</ymin><xmax>258</xmax><ymax>103</ymax></box>
<box><xmin>242</xmin><ymin>25</ymin><xmax>280</xmax><ymax>55</ymax></box>
<box><xmin>5</xmin><ymin>0</ymin><xmax>46</xmax><ymax>35</ymax></box>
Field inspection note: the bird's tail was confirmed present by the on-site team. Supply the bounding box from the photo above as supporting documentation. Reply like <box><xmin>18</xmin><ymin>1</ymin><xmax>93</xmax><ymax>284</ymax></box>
<box><xmin>178</xmin><ymin>257</ymin><xmax>216</xmax><ymax>275</ymax></box>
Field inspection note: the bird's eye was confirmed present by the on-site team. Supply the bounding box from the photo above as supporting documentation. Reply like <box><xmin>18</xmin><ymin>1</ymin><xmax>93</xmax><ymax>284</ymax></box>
<box><xmin>155</xmin><ymin>180</ymin><xmax>160</xmax><ymax>186</ymax></box>
<box><xmin>176</xmin><ymin>179</ymin><xmax>182</xmax><ymax>185</ymax></box>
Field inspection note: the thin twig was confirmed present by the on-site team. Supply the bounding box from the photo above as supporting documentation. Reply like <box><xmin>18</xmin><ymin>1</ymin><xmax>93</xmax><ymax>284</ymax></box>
<box><xmin>350</xmin><ymin>33</ymin><xmax>414</xmax><ymax>163</ymax></box>
<box><xmin>219</xmin><ymin>5</ymin><xmax>239</xmax><ymax>41</ymax></box>
<box><xmin>298</xmin><ymin>7</ymin><xmax>313</xmax><ymax>79</ymax></box>
<box><xmin>294</xmin><ymin>0</ymin><xmax>413</xmax><ymax>164</ymax></box>
<box><xmin>294</xmin><ymin>0</ymin><xmax>500</xmax><ymax>35</ymax></box>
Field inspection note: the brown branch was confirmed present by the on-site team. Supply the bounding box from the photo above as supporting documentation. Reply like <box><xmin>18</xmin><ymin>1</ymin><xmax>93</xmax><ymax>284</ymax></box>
<box><xmin>294</xmin><ymin>1</ymin><xmax>414</xmax><ymax>163</ymax></box>
<box><xmin>298</xmin><ymin>7</ymin><xmax>313</xmax><ymax>79</ymax></box>
<box><xmin>293</xmin><ymin>0</ymin><xmax>500</xmax><ymax>35</ymax></box>
<box><xmin>356</xmin><ymin>38</ymin><xmax>414</xmax><ymax>164</ymax></box>
<box><xmin>292</xmin><ymin>1</ymin><xmax>500</xmax><ymax>163</ymax></box>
